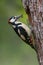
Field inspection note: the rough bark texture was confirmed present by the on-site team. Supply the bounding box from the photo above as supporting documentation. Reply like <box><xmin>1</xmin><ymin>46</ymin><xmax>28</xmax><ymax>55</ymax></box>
<box><xmin>22</xmin><ymin>0</ymin><xmax>43</xmax><ymax>65</ymax></box>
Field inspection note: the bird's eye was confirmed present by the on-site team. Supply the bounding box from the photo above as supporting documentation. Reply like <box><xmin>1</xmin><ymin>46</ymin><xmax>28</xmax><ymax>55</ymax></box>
<box><xmin>14</xmin><ymin>17</ymin><xmax>15</xmax><ymax>19</ymax></box>
<box><xmin>9</xmin><ymin>16</ymin><xmax>15</xmax><ymax>20</ymax></box>
<box><xmin>9</xmin><ymin>17</ymin><xmax>12</xmax><ymax>20</ymax></box>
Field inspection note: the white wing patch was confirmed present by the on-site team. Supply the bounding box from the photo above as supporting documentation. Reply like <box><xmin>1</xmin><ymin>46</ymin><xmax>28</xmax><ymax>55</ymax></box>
<box><xmin>12</xmin><ymin>21</ymin><xmax>31</xmax><ymax>37</ymax></box>
<box><xmin>18</xmin><ymin>29</ymin><xmax>21</xmax><ymax>35</ymax></box>
<box><xmin>20</xmin><ymin>34</ymin><xmax>26</xmax><ymax>40</ymax></box>
<box><xmin>18</xmin><ymin>28</ymin><xmax>26</xmax><ymax>40</ymax></box>
<box><xmin>18</xmin><ymin>22</ymin><xmax>31</xmax><ymax>36</ymax></box>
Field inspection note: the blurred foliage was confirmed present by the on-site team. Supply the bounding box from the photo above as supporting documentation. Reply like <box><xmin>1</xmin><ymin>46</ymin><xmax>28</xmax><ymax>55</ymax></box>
<box><xmin>0</xmin><ymin>0</ymin><xmax>39</xmax><ymax>65</ymax></box>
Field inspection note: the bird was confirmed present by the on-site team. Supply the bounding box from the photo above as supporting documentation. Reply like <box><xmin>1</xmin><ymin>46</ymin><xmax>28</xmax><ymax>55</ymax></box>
<box><xmin>8</xmin><ymin>15</ymin><xmax>35</xmax><ymax>50</ymax></box>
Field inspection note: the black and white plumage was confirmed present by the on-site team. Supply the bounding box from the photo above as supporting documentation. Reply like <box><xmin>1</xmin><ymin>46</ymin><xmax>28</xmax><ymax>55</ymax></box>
<box><xmin>8</xmin><ymin>15</ymin><xmax>35</xmax><ymax>49</ymax></box>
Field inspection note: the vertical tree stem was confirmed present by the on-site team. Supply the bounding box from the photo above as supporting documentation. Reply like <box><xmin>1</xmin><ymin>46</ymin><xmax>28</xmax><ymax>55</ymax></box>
<box><xmin>22</xmin><ymin>0</ymin><xmax>43</xmax><ymax>65</ymax></box>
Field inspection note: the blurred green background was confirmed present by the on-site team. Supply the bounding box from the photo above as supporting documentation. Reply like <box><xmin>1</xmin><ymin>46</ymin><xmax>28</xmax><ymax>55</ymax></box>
<box><xmin>0</xmin><ymin>0</ymin><xmax>39</xmax><ymax>65</ymax></box>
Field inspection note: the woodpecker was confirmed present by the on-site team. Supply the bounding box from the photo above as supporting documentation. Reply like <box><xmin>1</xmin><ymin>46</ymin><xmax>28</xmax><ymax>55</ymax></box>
<box><xmin>8</xmin><ymin>15</ymin><xmax>35</xmax><ymax>49</ymax></box>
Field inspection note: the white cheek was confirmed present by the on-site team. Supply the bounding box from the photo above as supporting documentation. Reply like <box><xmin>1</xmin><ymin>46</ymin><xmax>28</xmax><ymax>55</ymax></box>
<box><xmin>10</xmin><ymin>19</ymin><xmax>15</xmax><ymax>22</ymax></box>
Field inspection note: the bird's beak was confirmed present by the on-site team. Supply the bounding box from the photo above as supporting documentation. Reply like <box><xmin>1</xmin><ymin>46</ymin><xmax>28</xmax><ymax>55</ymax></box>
<box><xmin>15</xmin><ymin>14</ymin><xmax>23</xmax><ymax>21</ymax></box>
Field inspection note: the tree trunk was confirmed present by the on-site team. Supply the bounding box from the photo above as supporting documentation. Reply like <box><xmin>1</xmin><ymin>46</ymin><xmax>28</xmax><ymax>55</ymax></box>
<box><xmin>22</xmin><ymin>0</ymin><xmax>43</xmax><ymax>65</ymax></box>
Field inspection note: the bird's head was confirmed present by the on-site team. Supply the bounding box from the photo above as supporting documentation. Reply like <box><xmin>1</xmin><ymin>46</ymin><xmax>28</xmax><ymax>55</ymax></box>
<box><xmin>8</xmin><ymin>15</ymin><xmax>23</xmax><ymax>24</ymax></box>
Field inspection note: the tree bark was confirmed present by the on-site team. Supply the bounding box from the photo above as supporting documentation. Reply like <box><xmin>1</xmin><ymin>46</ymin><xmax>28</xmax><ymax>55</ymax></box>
<box><xmin>22</xmin><ymin>0</ymin><xmax>43</xmax><ymax>65</ymax></box>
